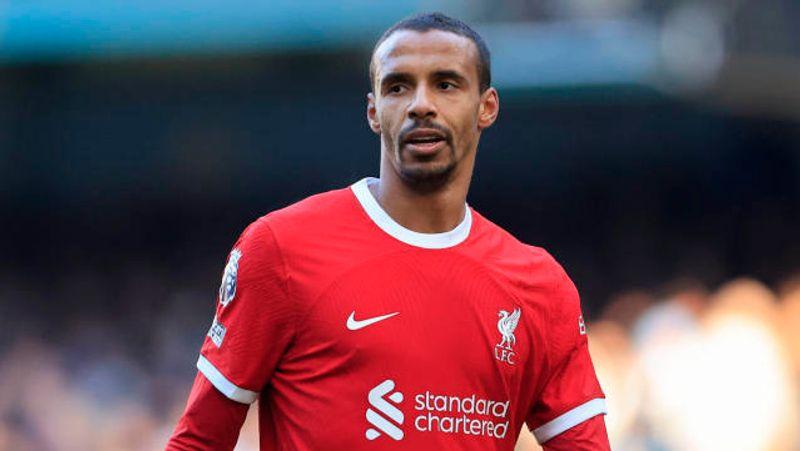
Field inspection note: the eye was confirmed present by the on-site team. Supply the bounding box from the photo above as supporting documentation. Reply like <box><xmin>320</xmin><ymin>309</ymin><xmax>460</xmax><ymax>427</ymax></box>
<box><xmin>438</xmin><ymin>81</ymin><xmax>455</xmax><ymax>90</ymax></box>
<box><xmin>388</xmin><ymin>84</ymin><xmax>405</xmax><ymax>94</ymax></box>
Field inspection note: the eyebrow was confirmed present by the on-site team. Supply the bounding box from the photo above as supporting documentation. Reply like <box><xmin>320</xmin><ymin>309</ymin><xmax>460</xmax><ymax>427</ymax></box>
<box><xmin>380</xmin><ymin>72</ymin><xmax>413</xmax><ymax>90</ymax></box>
<box><xmin>380</xmin><ymin>70</ymin><xmax>469</xmax><ymax>90</ymax></box>
<box><xmin>431</xmin><ymin>70</ymin><xmax>468</xmax><ymax>86</ymax></box>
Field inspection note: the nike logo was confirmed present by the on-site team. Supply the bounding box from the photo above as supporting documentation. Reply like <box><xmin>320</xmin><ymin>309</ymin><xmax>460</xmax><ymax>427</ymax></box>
<box><xmin>346</xmin><ymin>311</ymin><xmax>399</xmax><ymax>331</ymax></box>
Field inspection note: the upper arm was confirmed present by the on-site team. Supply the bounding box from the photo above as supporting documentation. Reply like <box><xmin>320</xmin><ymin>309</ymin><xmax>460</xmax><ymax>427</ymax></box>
<box><xmin>526</xmin><ymin>255</ymin><xmax>608</xmax><ymax>445</ymax></box>
<box><xmin>540</xmin><ymin>415</ymin><xmax>610</xmax><ymax>451</ymax></box>
<box><xmin>167</xmin><ymin>372</ymin><xmax>249</xmax><ymax>450</ymax></box>
<box><xmin>197</xmin><ymin>218</ymin><xmax>296</xmax><ymax>404</ymax></box>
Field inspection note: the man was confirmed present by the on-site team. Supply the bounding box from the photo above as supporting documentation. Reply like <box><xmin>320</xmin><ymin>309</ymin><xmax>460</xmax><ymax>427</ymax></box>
<box><xmin>167</xmin><ymin>12</ymin><xmax>609</xmax><ymax>450</ymax></box>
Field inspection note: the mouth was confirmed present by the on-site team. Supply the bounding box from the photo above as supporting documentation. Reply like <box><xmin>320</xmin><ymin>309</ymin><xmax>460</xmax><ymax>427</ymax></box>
<box><xmin>402</xmin><ymin>129</ymin><xmax>448</xmax><ymax>156</ymax></box>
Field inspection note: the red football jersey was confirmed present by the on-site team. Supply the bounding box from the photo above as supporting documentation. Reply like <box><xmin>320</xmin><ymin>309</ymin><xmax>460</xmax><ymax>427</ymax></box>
<box><xmin>197</xmin><ymin>177</ymin><xmax>606</xmax><ymax>450</ymax></box>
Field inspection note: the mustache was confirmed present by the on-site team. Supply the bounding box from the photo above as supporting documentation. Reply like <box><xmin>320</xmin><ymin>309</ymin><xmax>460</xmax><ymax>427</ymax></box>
<box><xmin>398</xmin><ymin>121</ymin><xmax>453</xmax><ymax>145</ymax></box>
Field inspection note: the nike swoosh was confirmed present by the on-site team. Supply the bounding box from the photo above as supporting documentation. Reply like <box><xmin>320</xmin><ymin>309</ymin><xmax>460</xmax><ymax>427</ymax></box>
<box><xmin>346</xmin><ymin>311</ymin><xmax>399</xmax><ymax>331</ymax></box>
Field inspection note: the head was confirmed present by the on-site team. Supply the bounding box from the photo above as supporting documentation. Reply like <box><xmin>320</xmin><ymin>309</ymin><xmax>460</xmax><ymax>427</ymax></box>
<box><xmin>367</xmin><ymin>13</ymin><xmax>499</xmax><ymax>191</ymax></box>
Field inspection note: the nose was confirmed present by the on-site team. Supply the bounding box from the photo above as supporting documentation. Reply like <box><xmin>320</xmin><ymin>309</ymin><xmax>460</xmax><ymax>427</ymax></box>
<box><xmin>407</xmin><ymin>86</ymin><xmax>436</xmax><ymax>120</ymax></box>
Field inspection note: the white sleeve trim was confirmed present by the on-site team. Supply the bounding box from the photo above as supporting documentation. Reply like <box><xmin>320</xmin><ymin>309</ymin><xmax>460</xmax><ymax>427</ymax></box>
<box><xmin>533</xmin><ymin>398</ymin><xmax>607</xmax><ymax>443</ymax></box>
<box><xmin>196</xmin><ymin>355</ymin><xmax>259</xmax><ymax>404</ymax></box>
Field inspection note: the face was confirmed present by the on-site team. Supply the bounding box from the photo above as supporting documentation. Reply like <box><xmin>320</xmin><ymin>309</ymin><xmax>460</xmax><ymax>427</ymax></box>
<box><xmin>367</xmin><ymin>30</ymin><xmax>499</xmax><ymax>189</ymax></box>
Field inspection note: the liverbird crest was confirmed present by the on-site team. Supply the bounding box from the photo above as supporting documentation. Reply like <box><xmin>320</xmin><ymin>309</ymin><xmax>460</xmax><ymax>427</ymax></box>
<box><xmin>496</xmin><ymin>307</ymin><xmax>521</xmax><ymax>351</ymax></box>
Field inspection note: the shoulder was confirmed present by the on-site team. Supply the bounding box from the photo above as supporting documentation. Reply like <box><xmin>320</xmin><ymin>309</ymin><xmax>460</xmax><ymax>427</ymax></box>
<box><xmin>525</xmin><ymin>246</ymin><xmax>586</xmax><ymax>362</ymax></box>
<box><xmin>525</xmin><ymin>244</ymin><xmax>577</xmax><ymax>302</ymax></box>
<box><xmin>226</xmin><ymin>184</ymin><xmax>363</xmax><ymax>283</ymax></box>
<box><xmin>524</xmin><ymin>245</ymin><xmax>582</xmax><ymax>332</ymax></box>
<box><xmin>469</xmin><ymin>210</ymin><xmax>572</xmax><ymax>291</ymax></box>
<box><xmin>470</xmin><ymin>210</ymin><xmax>580</xmax><ymax>321</ymax></box>
<box><xmin>260</xmin><ymin>185</ymin><xmax>357</xmax><ymax>234</ymax></box>
<box><xmin>258</xmin><ymin>185</ymin><xmax>353</xmax><ymax>225</ymax></box>
<box><xmin>240</xmin><ymin>184</ymin><xmax>357</xmax><ymax>244</ymax></box>
<box><xmin>531</xmin><ymin>246</ymin><xmax>581</xmax><ymax>322</ymax></box>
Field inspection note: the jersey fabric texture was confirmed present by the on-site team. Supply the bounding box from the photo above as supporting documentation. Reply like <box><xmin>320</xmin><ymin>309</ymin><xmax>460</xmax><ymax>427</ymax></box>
<box><xmin>197</xmin><ymin>177</ymin><xmax>606</xmax><ymax>450</ymax></box>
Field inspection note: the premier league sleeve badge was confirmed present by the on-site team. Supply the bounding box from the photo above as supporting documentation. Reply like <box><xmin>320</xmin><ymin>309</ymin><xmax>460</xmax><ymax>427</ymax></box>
<box><xmin>219</xmin><ymin>248</ymin><xmax>242</xmax><ymax>307</ymax></box>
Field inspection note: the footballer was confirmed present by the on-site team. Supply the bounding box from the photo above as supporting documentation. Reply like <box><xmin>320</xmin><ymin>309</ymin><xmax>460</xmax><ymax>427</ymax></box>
<box><xmin>167</xmin><ymin>12</ymin><xmax>609</xmax><ymax>450</ymax></box>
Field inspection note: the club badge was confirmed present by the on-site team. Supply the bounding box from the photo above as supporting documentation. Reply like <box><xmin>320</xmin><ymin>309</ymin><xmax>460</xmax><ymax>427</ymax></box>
<box><xmin>495</xmin><ymin>307</ymin><xmax>521</xmax><ymax>365</ymax></box>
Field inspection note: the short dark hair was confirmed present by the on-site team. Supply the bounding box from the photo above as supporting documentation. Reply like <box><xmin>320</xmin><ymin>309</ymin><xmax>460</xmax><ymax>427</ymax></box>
<box><xmin>369</xmin><ymin>12</ymin><xmax>492</xmax><ymax>93</ymax></box>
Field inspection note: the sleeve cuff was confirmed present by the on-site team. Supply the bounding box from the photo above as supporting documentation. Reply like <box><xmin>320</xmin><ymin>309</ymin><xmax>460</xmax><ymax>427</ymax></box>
<box><xmin>196</xmin><ymin>354</ymin><xmax>259</xmax><ymax>404</ymax></box>
<box><xmin>533</xmin><ymin>398</ymin><xmax>607</xmax><ymax>443</ymax></box>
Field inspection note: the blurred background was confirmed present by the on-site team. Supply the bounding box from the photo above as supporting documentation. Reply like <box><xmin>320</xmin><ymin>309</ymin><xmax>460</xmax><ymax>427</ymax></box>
<box><xmin>1</xmin><ymin>0</ymin><xmax>799</xmax><ymax>450</ymax></box>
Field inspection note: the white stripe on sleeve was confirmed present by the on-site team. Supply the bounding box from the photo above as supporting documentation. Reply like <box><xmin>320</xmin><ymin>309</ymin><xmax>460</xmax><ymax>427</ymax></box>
<box><xmin>533</xmin><ymin>398</ymin><xmax>607</xmax><ymax>443</ymax></box>
<box><xmin>196</xmin><ymin>354</ymin><xmax>259</xmax><ymax>404</ymax></box>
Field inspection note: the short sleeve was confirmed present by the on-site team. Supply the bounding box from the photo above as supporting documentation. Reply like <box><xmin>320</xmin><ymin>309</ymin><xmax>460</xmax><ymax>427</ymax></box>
<box><xmin>196</xmin><ymin>218</ymin><xmax>295</xmax><ymax>405</ymax></box>
<box><xmin>527</xmin><ymin>261</ymin><xmax>606</xmax><ymax>444</ymax></box>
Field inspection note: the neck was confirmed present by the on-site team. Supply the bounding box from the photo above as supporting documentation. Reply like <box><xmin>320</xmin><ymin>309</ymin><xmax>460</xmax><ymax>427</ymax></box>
<box><xmin>371</xmin><ymin>151</ymin><xmax>475</xmax><ymax>234</ymax></box>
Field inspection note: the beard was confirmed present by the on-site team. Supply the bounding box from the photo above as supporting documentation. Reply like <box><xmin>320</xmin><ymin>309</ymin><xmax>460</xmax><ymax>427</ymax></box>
<box><xmin>393</xmin><ymin>121</ymin><xmax>457</xmax><ymax>193</ymax></box>
<box><xmin>396</xmin><ymin>153</ymin><xmax>457</xmax><ymax>193</ymax></box>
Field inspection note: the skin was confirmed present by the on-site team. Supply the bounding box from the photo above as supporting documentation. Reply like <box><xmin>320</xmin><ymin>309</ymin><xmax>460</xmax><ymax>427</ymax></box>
<box><xmin>367</xmin><ymin>29</ymin><xmax>500</xmax><ymax>233</ymax></box>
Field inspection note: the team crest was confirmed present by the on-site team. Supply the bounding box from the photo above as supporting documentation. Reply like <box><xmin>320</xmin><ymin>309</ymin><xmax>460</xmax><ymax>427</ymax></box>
<box><xmin>495</xmin><ymin>308</ymin><xmax>521</xmax><ymax>365</ymax></box>
<box><xmin>219</xmin><ymin>248</ymin><xmax>242</xmax><ymax>307</ymax></box>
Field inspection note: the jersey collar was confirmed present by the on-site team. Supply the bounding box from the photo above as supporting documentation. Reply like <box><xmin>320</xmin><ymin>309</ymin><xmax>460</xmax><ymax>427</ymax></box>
<box><xmin>351</xmin><ymin>177</ymin><xmax>472</xmax><ymax>249</ymax></box>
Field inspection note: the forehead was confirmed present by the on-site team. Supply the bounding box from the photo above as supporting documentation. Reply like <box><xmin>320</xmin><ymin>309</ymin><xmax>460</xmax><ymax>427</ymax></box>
<box><xmin>373</xmin><ymin>29</ymin><xmax>479</xmax><ymax>81</ymax></box>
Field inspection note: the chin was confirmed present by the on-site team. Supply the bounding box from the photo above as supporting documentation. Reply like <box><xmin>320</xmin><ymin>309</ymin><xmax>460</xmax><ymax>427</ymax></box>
<box><xmin>398</xmin><ymin>162</ymin><xmax>456</xmax><ymax>191</ymax></box>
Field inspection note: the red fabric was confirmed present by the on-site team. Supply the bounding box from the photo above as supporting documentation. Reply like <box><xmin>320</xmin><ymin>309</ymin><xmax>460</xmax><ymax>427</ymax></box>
<box><xmin>525</xmin><ymin>267</ymin><xmax>605</xmax><ymax>431</ymax></box>
<box><xmin>199</xmin><ymin>217</ymin><xmax>295</xmax><ymax>395</ymax></box>
<box><xmin>166</xmin><ymin>372</ymin><xmax>248</xmax><ymax>450</ymax></box>
<box><xmin>541</xmin><ymin>415</ymin><xmax>610</xmax><ymax>451</ymax></box>
<box><xmin>171</xmin><ymin>180</ymin><xmax>606</xmax><ymax>449</ymax></box>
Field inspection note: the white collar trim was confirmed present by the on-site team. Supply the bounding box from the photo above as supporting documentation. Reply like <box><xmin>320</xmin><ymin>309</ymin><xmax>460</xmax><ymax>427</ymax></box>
<box><xmin>351</xmin><ymin>177</ymin><xmax>472</xmax><ymax>249</ymax></box>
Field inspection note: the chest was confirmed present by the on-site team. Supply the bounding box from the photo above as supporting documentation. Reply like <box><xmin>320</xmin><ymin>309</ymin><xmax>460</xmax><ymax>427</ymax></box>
<box><xmin>283</xmin><ymin>252</ymin><xmax>547</xmax><ymax>391</ymax></box>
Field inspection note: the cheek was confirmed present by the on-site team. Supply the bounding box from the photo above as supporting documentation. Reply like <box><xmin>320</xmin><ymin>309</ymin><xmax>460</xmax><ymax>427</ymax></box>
<box><xmin>448</xmin><ymin>108</ymin><xmax>481</xmax><ymax>152</ymax></box>
<box><xmin>451</xmin><ymin>107</ymin><xmax>479</xmax><ymax>137</ymax></box>
<box><xmin>376</xmin><ymin>110</ymin><xmax>401</xmax><ymax>151</ymax></box>
<box><xmin>378</xmin><ymin>105</ymin><xmax>405</xmax><ymax>135</ymax></box>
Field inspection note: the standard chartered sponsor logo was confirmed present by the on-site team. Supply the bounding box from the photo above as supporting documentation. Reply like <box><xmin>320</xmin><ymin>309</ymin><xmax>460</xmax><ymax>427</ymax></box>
<box><xmin>365</xmin><ymin>380</ymin><xmax>510</xmax><ymax>442</ymax></box>
<box><xmin>413</xmin><ymin>391</ymin><xmax>510</xmax><ymax>439</ymax></box>
<box><xmin>366</xmin><ymin>380</ymin><xmax>404</xmax><ymax>441</ymax></box>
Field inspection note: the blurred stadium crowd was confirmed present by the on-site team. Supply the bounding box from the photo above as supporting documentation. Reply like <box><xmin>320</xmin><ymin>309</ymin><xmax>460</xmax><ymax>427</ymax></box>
<box><xmin>1</xmin><ymin>271</ymin><xmax>798</xmax><ymax>450</ymax></box>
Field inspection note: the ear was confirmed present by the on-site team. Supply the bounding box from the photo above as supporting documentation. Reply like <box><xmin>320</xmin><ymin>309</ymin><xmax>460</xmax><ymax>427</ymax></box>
<box><xmin>366</xmin><ymin>92</ymin><xmax>381</xmax><ymax>134</ymax></box>
<box><xmin>477</xmin><ymin>87</ymin><xmax>499</xmax><ymax>131</ymax></box>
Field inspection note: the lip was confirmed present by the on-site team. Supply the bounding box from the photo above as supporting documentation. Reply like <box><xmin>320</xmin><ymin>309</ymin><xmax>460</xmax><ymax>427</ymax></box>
<box><xmin>403</xmin><ymin>128</ymin><xmax>446</xmax><ymax>143</ymax></box>
<box><xmin>404</xmin><ymin>139</ymin><xmax>447</xmax><ymax>156</ymax></box>
<box><xmin>402</xmin><ymin>128</ymin><xmax>448</xmax><ymax>156</ymax></box>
